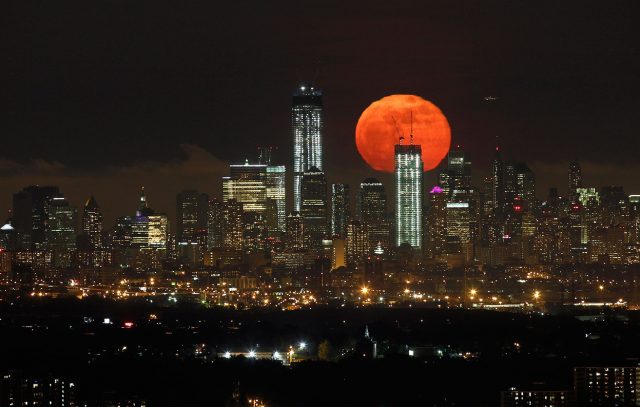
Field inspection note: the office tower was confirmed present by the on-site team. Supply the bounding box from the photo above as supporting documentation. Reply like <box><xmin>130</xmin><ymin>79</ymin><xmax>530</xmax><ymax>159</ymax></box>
<box><xmin>223</xmin><ymin>161</ymin><xmax>286</xmax><ymax>231</ymax></box>
<box><xmin>12</xmin><ymin>186</ymin><xmax>61</xmax><ymax>250</ymax></box>
<box><xmin>46</xmin><ymin>196</ymin><xmax>77</xmax><ymax>267</ymax></box>
<box><xmin>395</xmin><ymin>143</ymin><xmax>423</xmax><ymax>249</ymax></box>
<box><xmin>425</xmin><ymin>186</ymin><xmax>447</xmax><ymax>259</ymax></box>
<box><xmin>292</xmin><ymin>85</ymin><xmax>323</xmax><ymax>212</ymax></box>
<box><xmin>331</xmin><ymin>184</ymin><xmax>350</xmax><ymax>238</ymax></box>
<box><xmin>148</xmin><ymin>214</ymin><xmax>168</xmax><ymax>249</ymax></box>
<box><xmin>265</xmin><ymin>165</ymin><xmax>286</xmax><ymax>232</ymax></box>
<box><xmin>630</xmin><ymin>195</ymin><xmax>640</xmax><ymax>245</ymax></box>
<box><xmin>222</xmin><ymin>199</ymin><xmax>243</xmax><ymax>250</ymax></box>
<box><xmin>359</xmin><ymin>178</ymin><xmax>390</xmax><ymax>249</ymax></box>
<box><xmin>207</xmin><ymin>199</ymin><xmax>224</xmax><ymax>249</ymax></box>
<box><xmin>286</xmin><ymin>211</ymin><xmax>304</xmax><ymax>249</ymax></box>
<box><xmin>503</xmin><ymin>161</ymin><xmax>516</xmax><ymax>206</ymax></box>
<box><xmin>346</xmin><ymin>220</ymin><xmax>369</xmax><ymax>267</ymax></box>
<box><xmin>491</xmin><ymin>148</ymin><xmax>504</xmax><ymax>211</ymax></box>
<box><xmin>301</xmin><ymin>167</ymin><xmax>328</xmax><ymax>249</ymax></box>
<box><xmin>446</xmin><ymin>202</ymin><xmax>471</xmax><ymax>254</ymax></box>
<box><xmin>441</xmin><ymin>148</ymin><xmax>472</xmax><ymax>198</ymax></box>
<box><xmin>223</xmin><ymin>162</ymin><xmax>268</xmax><ymax>213</ymax></box>
<box><xmin>514</xmin><ymin>163</ymin><xmax>536</xmax><ymax>210</ymax></box>
<box><xmin>568</xmin><ymin>161</ymin><xmax>582</xmax><ymax>200</ymax></box>
<box><xmin>82</xmin><ymin>196</ymin><xmax>103</xmax><ymax>250</ymax></box>
<box><xmin>176</xmin><ymin>190</ymin><xmax>209</xmax><ymax>244</ymax></box>
<box><xmin>132</xmin><ymin>187</ymin><xmax>154</xmax><ymax>248</ymax></box>
<box><xmin>574</xmin><ymin>366</ymin><xmax>640</xmax><ymax>405</ymax></box>
<box><xmin>111</xmin><ymin>216</ymin><xmax>133</xmax><ymax>248</ymax></box>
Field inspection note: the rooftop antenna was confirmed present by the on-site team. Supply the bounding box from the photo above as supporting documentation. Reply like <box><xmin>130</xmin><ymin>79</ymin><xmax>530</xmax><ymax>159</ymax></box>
<box><xmin>409</xmin><ymin>111</ymin><xmax>414</xmax><ymax>145</ymax></box>
<box><xmin>391</xmin><ymin>115</ymin><xmax>404</xmax><ymax>144</ymax></box>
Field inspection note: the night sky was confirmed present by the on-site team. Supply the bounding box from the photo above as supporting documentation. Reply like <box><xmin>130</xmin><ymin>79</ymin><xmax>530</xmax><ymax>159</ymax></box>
<box><xmin>2</xmin><ymin>0</ymin><xmax>639</xmax><ymax>226</ymax></box>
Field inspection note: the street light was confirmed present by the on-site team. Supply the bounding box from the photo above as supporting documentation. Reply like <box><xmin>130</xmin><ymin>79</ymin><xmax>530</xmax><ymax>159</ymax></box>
<box><xmin>533</xmin><ymin>290</ymin><xmax>541</xmax><ymax>300</ymax></box>
<box><xmin>361</xmin><ymin>286</ymin><xmax>369</xmax><ymax>295</ymax></box>
<box><xmin>298</xmin><ymin>342</ymin><xmax>306</xmax><ymax>350</ymax></box>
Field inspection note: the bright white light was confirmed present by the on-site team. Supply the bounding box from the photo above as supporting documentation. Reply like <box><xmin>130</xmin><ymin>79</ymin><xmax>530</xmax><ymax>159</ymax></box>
<box><xmin>273</xmin><ymin>351</ymin><xmax>281</xmax><ymax>360</ymax></box>
<box><xmin>223</xmin><ymin>351</ymin><xmax>231</xmax><ymax>359</ymax></box>
<box><xmin>298</xmin><ymin>342</ymin><xmax>306</xmax><ymax>350</ymax></box>
<box><xmin>248</xmin><ymin>350</ymin><xmax>256</xmax><ymax>358</ymax></box>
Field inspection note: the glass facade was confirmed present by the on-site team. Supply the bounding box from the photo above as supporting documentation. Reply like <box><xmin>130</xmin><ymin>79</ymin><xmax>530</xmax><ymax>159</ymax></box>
<box><xmin>292</xmin><ymin>85</ymin><xmax>323</xmax><ymax>212</ymax></box>
<box><xmin>395</xmin><ymin>144</ymin><xmax>423</xmax><ymax>248</ymax></box>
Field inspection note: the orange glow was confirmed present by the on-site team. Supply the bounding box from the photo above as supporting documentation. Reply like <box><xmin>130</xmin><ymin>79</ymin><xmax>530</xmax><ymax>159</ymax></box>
<box><xmin>355</xmin><ymin>95</ymin><xmax>451</xmax><ymax>172</ymax></box>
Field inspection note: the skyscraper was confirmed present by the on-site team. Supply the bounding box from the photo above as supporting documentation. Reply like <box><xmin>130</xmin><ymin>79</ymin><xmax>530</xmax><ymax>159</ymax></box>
<box><xmin>395</xmin><ymin>144</ymin><xmax>423</xmax><ymax>249</ymax></box>
<box><xmin>265</xmin><ymin>165</ymin><xmax>286</xmax><ymax>232</ymax></box>
<box><xmin>331</xmin><ymin>183</ymin><xmax>350</xmax><ymax>238</ymax></box>
<box><xmin>132</xmin><ymin>187</ymin><xmax>154</xmax><ymax>248</ymax></box>
<box><xmin>292</xmin><ymin>85</ymin><xmax>323</xmax><ymax>212</ymax></box>
<box><xmin>286</xmin><ymin>211</ymin><xmax>304</xmax><ymax>249</ymax></box>
<box><xmin>346</xmin><ymin>220</ymin><xmax>369</xmax><ymax>267</ymax></box>
<box><xmin>176</xmin><ymin>190</ymin><xmax>209</xmax><ymax>244</ymax></box>
<box><xmin>222</xmin><ymin>199</ymin><xmax>243</xmax><ymax>250</ymax></box>
<box><xmin>491</xmin><ymin>147</ymin><xmax>504</xmax><ymax>211</ymax></box>
<box><xmin>359</xmin><ymin>178</ymin><xmax>389</xmax><ymax>249</ymax></box>
<box><xmin>301</xmin><ymin>167</ymin><xmax>328</xmax><ymax>249</ymax></box>
<box><xmin>12</xmin><ymin>186</ymin><xmax>61</xmax><ymax>250</ymax></box>
<box><xmin>82</xmin><ymin>196</ymin><xmax>103</xmax><ymax>250</ymax></box>
<box><xmin>46</xmin><ymin>196</ymin><xmax>77</xmax><ymax>267</ymax></box>
<box><xmin>568</xmin><ymin>161</ymin><xmax>582</xmax><ymax>201</ymax></box>
<box><xmin>207</xmin><ymin>198</ymin><xmax>224</xmax><ymax>249</ymax></box>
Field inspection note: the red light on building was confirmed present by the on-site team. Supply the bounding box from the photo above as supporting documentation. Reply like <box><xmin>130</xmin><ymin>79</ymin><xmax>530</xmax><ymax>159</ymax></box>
<box><xmin>123</xmin><ymin>321</ymin><xmax>134</xmax><ymax>328</ymax></box>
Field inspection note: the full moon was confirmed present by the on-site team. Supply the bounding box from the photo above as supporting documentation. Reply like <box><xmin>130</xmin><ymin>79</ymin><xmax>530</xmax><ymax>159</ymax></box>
<box><xmin>355</xmin><ymin>95</ymin><xmax>451</xmax><ymax>172</ymax></box>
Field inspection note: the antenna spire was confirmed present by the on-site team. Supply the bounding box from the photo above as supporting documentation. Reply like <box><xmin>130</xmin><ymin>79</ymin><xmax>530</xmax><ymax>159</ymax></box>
<box><xmin>410</xmin><ymin>111</ymin><xmax>414</xmax><ymax>145</ymax></box>
<box><xmin>391</xmin><ymin>115</ymin><xmax>404</xmax><ymax>144</ymax></box>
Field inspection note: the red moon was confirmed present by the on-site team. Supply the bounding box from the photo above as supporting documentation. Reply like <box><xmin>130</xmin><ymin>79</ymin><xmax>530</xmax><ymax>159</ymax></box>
<box><xmin>355</xmin><ymin>95</ymin><xmax>451</xmax><ymax>172</ymax></box>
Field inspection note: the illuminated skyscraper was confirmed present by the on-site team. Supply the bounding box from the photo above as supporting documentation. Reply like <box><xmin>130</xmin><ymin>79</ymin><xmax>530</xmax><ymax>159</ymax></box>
<box><xmin>292</xmin><ymin>85</ymin><xmax>323</xmax><ymax>212</ymax></box>
<box><xmin>46</xmin><ymin>196</ymin><xmax>77</xmax><ymax>267</ymax></box>
<box><xmin>491</xmin><ymin>147</ymin><xmax>504</xmax><ymax>211</ymax></box>
<box><xmin>568</xmin><ymin>161</ymin><xmax>582</xmax><ymax>200</ymax></box>
<box><xmin>82</xmin><ymin>196</ymin><xmax>103</xmax><ymax>250</ymax></box>
<box><xmin>222</xmin><ymin>199</ymin><xmax>243</xmax><ymax>250</ymax></box>
<box><xmin>514</xmin><ymin>163</ymin><xmax>536</xmax><ymax>210</ymax></box>
<box><xmin>176</xmin><ymin>190</ymin><xmax>208</xmax><ymax>244</ymax></box>
<box><xmin>207</xmin><ymin>198</ymin><xmax>224</xmax><ymax>249</ymax></box>
<box><xmin>425</xmin><ymin>186</ymin><xmax>447</xmax><ymax>259</ymax></box>
<box><xmin>395</xmin><ymin>143</ymin><xmax>423</xmax><ymax>248</ymax></box>
<box><xmin>359</xmin><ymin>178</ymin><xmax>389</xmax><ymax>249</ymax></box>
<box><xmin>331</xmin><ymin>183</ymin><xmax>350</xmax><ymax>238</ymax></box>
<box><xmin>223</xmin><ymin>162</ymin><xmax>268</xmax><ymax>213</ymax></box>
<box><xmin>301</xmin><ymin>167</ymin><xmax>328</xmax><ymax>249</ymax></box>
<box><xmin>346</xmin><ymin>220</ymin><xmax>369</xmax><ymax>267</ymax></box>
<box><xmin>265</xmin><ymin>165</ymin><xmax>286</xmax><ymax>232</ymax></box>
<box><xmin>132</xmin><ymin>187</ymin><xmax>154</xmax><ymax>248</ymax></box>
<box><xmin>147</xmin><ymin>214</ymin><xmax>168</xmax><ymax>249</ymax></box>
<box><xmin>286</xmin><ymin>211</ymin><xmax>304</xmax><ymax>249</ymax></box>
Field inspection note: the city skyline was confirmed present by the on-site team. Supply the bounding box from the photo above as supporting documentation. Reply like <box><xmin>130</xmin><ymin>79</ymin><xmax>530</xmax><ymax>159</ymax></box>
<box><xmin>2</xmin><ymin>1</ymin><xmax>640</xmax><ymax>225</ymax></box>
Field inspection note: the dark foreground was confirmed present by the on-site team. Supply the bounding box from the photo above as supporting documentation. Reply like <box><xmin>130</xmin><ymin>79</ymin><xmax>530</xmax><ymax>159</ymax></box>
<box><xmin>1</xmin><ymin>298</ymin><xmax>639</xmax><ymax>406</ymax></box>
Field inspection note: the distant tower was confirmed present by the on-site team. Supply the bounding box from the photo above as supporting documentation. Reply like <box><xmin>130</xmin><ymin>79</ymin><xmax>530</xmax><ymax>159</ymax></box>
<box><xmin>292</xmin><ymin>85</ymin><xmax>323</xmax><ymax>212</ymax></box>
<box><xmin>568</xmin><ymin>161</ymin><xmax>582</xmax><ymax>201</ymax></box>
<box><xmin>395</xmin><ymin>141</ymin><xmax>423</xmax><ymax>249</ymax></box>
<box><xmin>82</xmin><ymin>196</ymin><xmax>103</xmax><ymax>250</ymax></box>
<box><xmin>176</xmin><ymin>190</ymin><xmax>209</xmax><ymax>244</ymax></box>
<box><xmin>491</xmin><ymin>147</ymin><xmax>504</xmax><ymax>210</ymax></box>
<box><xmin>301</xmin><ymin>167</ymin><xmax>328</xmax><ymax>249</ymax></box>
<box><xmin>359</xmin><ymin>178</ymin><xmax>389</xmax><ymax>249</ymax></box>
<box><xmin>331</xmin><ymin>184</ymin><xmax>350</xmax><ymax>238</ymax></box>
<box><xmin>46</xmin><ymin>196</ymin><xmax>77</xmax><ymax>267</ymax></box>
<box><xmin>286</xmin><ymin>211</ymin><xmax>305</xmax><ymax>249</ymax></box>
<box><xmin>207</xmin><ymin>198</ymin><xmax>224</xmax><ymax>249</ymax></box>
